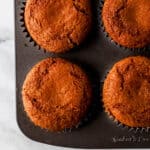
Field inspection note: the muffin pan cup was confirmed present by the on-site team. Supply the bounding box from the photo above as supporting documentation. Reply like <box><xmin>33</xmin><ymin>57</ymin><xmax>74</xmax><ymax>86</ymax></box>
<box><xmin>99</xmin><ymin>0</ymin><xmax>150</xmax><ymax>55</ymax></box>
<box><xmin>102</xmin><ymin>64</ymin><xmax>150</xmax><ymax>134</ymax></box>
<box><xmin>15</xmin><ymin>0</ymin><xmax>150</xmax><ymax>148</ymax></box>
<box><xmin>19</xmin><ymin>0</ymin><xmax>93</xmax><ymax>54</ymax></box>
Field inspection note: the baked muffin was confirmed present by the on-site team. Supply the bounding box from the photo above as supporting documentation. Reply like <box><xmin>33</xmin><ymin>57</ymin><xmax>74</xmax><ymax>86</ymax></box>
<box><xmin>103</xmin><ymin>56</ymin><xmax>150</xmax><ymax>127</ymax></box>
<box><xmin>22</xmin><ymin>58</ymin><xmax>92</xmax><ymax>132</ymax></box>
<box><xmin>24</xmin><ymin>0</ymin><xmax>92</xmax><ymax>53</ymax></box>
<box><xmin>102</xmin><ymin>0</ymin><xmax>150</xmax><ymax>48</ymax></box>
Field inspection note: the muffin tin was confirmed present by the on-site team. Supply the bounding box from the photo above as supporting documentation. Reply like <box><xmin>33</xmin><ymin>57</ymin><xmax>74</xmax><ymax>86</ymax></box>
<box><xmin>15</xmin><ymin>0</ymin><xmax>150</xmax><ymax>148</ymax></box>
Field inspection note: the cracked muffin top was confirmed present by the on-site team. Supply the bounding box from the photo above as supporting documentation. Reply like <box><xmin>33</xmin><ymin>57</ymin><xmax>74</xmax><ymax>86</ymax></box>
<box><xmin>102</xmin><ymin>0</ymin><xmax>150</xmax><ymax>48</ymax></box>
<box><xmin>103</xmin><ymin>56</ymin><xmax>150</xmax><ymax>127</ymax></box>
<box><xmin>24</xmin><ymin>0</ymin><xmax>92</xmax><ymax>53</ymax></box>
<box><xmin>22</xmin><ymin>58</ymin><xmax>92</xmax><ymax>132</ymax></box>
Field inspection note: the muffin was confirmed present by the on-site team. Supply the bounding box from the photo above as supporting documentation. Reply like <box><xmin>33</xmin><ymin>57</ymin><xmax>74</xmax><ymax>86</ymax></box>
<box><xmin>102</xmin><ymin>0</ymin><xmax>150</xmax><ymax>48</ymax></box>
<box><xmin>22</xmin><ymin>58</ymin><xmax>92</xmax><ymax>132</ymax></box>
<box><xmin>103</xmin><ymin>56</ymin><xmax>150</xmax><ymax>127</ymax></box>
<box><xmin>24</xmin><ymin>0</ymin><xmax>92</xmax><ymax>53</ymax></box>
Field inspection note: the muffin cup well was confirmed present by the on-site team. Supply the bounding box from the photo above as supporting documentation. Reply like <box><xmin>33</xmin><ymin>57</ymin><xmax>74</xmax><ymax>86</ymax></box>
<box><xmin>102</xmin><ymin>66</ymin><xmax>150</xmax><ymax>133</ymax></box>
<box><xmin>20</xmin><ymin>55</ymin><xmax>98</xmax><ymax>133</ymax></box>
<box><xmin>99</xmin><ymin>0</ymin><xmax>150</xmax><ymax>56</ymax></box>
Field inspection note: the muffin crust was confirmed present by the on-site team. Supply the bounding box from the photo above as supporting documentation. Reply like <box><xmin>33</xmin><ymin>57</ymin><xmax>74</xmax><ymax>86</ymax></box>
<box><xmin>22</xmin><ymin>58</ymin><xmax>92</xmax><ymax>131</ymax></box>
<box><xmin>25</xmin><ymin>0</ymin><xmax>92</xmax><ymax>53</ymax></box>
<box><xmin>102</xmin><ymin>0</ymin><xmax>150</xmax><ymax>48</ymax></box>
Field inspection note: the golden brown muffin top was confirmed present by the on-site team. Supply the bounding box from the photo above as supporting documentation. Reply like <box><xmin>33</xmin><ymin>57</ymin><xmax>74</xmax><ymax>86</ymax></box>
<box><xmin>22</xmin><ymin>58</ymin><xmax>92</xmax><ymax>131</ymax></box>
<box><xmin>103</xmin><ymin>56</ymin><xmax>150</xmax><ymax>127</ymax></box>
<box><xmin>102</xmin><ymin>0</ymin><xmax>150</xmax><ymax>48</ymax></box>
<box><xmin>25</xmin><ymin>0</ymin><xmax>92</xmax><ymax>53</ymax></box>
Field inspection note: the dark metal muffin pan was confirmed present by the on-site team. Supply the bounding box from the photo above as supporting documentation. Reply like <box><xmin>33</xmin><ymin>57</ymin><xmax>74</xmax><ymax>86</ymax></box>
<box><xmin>15</xmin><ymin>0</ymin><xmax>150</xmax><ymax>148</ymax></box>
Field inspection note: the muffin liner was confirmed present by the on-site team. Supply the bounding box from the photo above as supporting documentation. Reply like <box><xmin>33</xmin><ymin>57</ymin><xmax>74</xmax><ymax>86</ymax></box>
<box><xmin>99</xmin><ymin>0</ymin><xmax>150</xmax><ymax>56</ymax></box>
<box><xmin>103</xmin><ymin>105</ymin><xmax>150</xmax><ymax>133</ymax></box>
<box><xmin>57</xmin><ymin>112</ymin><xmax>92</xmax><ymax>133</ymax></box>
<box><xmin>102</xmin><ymin>66</ymin><xmax>150</xmax><ymax>133</ymax></box>
<box><xmin>19</xmin><ymin>1</ymin><xmax>49</xmax><ymax>54</ymax></box>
